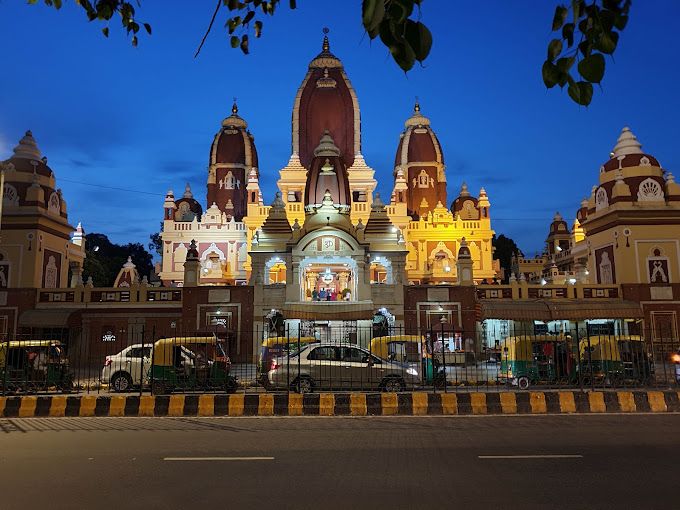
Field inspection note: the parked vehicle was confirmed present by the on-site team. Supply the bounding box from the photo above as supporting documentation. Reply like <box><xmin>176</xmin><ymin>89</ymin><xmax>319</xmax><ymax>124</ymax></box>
<box><xmin>150</xmin><ymin>336</ymin><xmax>237</xmax><ymax>395</ymax></box>
<box><xmin>0</xmin><ymin>340</ymin><xmax>73</xmax><ymax>392</ymax></box>
<box><xmin>102</xmin><ymin>344</ymin><xmax>153</xmax><ymax>392</ymax></box>
<box><xmin>258</xmin><ymin>335</ymin><xmax>317</xmax><ymax>387</ymax></box>
<box><xmin>579</xmin><ymin>336</ymin><xmax>625</xmax><ymax>385</ymax></box>
<box><xmin>499</xmin><ymin>335</ymin><xmax>576</xmax><ymax>390</ymax></box>
<box><xmin>617</xmin><ymin>336</ymin><xmax>654</xmax><ymax>384</ymax></box>
<box><xmin>266</xmin><ymin>341</ymin><xmax>421</xmax><ymax>393</ymax></box>
<box><xmin>369</xmin><ymin>335</ymin><xmax>445</xmax><ymax>386</ymax></box>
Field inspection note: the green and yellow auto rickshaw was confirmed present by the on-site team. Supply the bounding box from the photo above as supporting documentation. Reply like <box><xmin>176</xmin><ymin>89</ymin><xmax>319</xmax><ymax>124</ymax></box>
<box><xmin>499</xmin><ymin>335</ymin><xmax>577</xmax><ymax>390</ymax></box>
<box><xmin>0</xmin><ymin>340</ymin><xmax>73</xmax><ymax>393</ymax></box>
<box><xmin>258</xmin><ymin>336</ymin><xmax>317</xmax><ymax>387</ymax></box>
<box><xmin>579</xmin><ymin>336</ymin><xmax>626</xmax><ymax>385</ymax></box>
<box><xmin>369</xmin><ymin>335</ymin><xmax>444</xmax><ymax>386</ymax></box>
<box><xmin>150</xmin><ymin>336</ymin><xmax>237</xmax><ymax>395</ymax></box>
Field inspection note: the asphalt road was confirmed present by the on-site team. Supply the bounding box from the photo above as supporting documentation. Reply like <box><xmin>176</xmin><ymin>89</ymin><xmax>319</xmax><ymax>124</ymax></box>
<box><xmin>1</xmin><ymin>414</ymin><xmax>678</xmax><ymax>510</ymax></box>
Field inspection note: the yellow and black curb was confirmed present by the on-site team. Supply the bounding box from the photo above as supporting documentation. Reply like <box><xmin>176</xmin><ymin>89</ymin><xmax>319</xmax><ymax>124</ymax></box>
<box><xmin>1</xmin><ymin>390</ymin><xmax>679</xmax><ymax>418</ymax></box>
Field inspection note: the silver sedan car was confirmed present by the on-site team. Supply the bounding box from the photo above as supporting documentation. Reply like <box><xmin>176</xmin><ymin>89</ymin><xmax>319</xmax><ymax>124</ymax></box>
<box><xmin>267</xmin><ymin>342</ymin><xmax>421</xmax><ymax>393</ymax></box>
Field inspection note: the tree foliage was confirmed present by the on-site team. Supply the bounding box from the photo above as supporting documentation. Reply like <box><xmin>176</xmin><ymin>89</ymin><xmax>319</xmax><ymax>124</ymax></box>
<box><xmin>492</xmin><ymin>234</ymin><xmax>521</xmax><ymax>283</ymax></box>
<box><xmin>148</xmin><ymin>222</ymin><xmax>163</xmax><ymax>257</ymax></box>
<box><xmin>30</xmin><ymin>0</ymin><xmax>633</xmax><ymax>106</ymax></box>
<box><xmin>542</xmin><ymin>0</ymin><xmax>632</xmax><ymax>106</ymax></box>
<box><xmin>83</xmin><ymin>233</ymin><xmax>154</xmax><ymax>287</ymax></box>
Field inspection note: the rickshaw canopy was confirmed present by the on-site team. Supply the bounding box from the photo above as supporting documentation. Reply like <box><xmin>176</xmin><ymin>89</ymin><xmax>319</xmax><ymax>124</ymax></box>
<box><xmin>579</xmin><ymin>336</ymin><xmax>623</xmax><ymax>361</ymax></box>
<box><xmin>501</xmin><ymin>335</ymin><xmax>572</xmax><ymax>361</ymax></box>
<box><xmin>369</xmin><ymin>335</ymin><xmax>424</xmax><ymax>360</ymax></box>
<box><xmin>0</xmin><ymin>340</ymin><xmax>64</xmax><ymax>366</ymax></box>
<box><xmin>152</xmin><ymin>336</ymin><xmax>219</xmax><ymax>366</ymax></box>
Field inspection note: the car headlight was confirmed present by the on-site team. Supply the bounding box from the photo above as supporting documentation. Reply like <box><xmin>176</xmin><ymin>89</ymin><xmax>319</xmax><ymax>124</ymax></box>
<box><xmin>406</xmin><ymin>368</ymin><xmax>418</xmax><ymax>376</ymax></box>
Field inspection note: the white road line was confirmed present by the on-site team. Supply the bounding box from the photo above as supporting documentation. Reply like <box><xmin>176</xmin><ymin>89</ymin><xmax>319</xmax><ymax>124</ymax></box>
<box><xmin>163</xmin><ymin>456</ymin><xmax>275</xmax><ymax>461</ymax></box>
<box><xmin>478</xmin><ymin>455</ymin><xmax>583</xmax><ymax>459</ymax></box>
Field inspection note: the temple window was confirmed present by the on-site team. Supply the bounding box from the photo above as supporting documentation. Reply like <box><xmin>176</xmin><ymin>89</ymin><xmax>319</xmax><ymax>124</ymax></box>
<box><xmin>417</xmin><ymin>169</ymin><xmax>429</xmax><ymax>188</ymax></box>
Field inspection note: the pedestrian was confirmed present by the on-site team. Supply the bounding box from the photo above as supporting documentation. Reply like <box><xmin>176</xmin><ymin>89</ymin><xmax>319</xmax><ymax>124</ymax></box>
<box><xmin>319</xmin><ymin>288</ymin><xmax>326</xmax><ymax>301</ymax></box>
<box><xmin>311</xmin><ymin>289</ymin><xmax>318</xmax><ymax>301</ymax></box>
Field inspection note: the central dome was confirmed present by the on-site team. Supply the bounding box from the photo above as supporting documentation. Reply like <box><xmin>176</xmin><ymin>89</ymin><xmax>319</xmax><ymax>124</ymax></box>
<box><xmin>292</xmin><ymin>32</ymin><xmax>360</xmax><ymax>169</ymax></box>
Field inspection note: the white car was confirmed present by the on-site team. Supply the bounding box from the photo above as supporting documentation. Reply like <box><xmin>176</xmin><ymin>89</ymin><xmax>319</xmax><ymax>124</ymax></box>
<box><xmin>102</xmin><ymin>344</ymin><xmax>152</xmax><ymax>392</ymax></box>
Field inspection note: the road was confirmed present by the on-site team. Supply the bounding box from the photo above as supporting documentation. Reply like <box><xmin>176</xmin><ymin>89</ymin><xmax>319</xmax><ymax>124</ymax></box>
<box><xmin>1</xmin><ymin>414</ymin><xmax>678</xmax><ymax>509</ymax></box>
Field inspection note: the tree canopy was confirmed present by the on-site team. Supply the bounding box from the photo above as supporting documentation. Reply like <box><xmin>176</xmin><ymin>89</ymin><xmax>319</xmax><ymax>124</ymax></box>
<box><xmin>83</xmin><ymin>233</ymin><xmax>154</xmax><ymax>287</ymax></box>
<box><xmin>492</xmin><ymin>234</ymin><xmax>522</xmax><ymax>283</ymax></box>
<box><xmin>29</xmin><ymin>0</ymin><xmax>632</xmax><ymax>106</ymax></box>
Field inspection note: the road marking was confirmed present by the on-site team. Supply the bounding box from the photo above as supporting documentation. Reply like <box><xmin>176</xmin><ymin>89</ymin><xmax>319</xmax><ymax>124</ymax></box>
<box><xmin>163</xmin><ymin>456</ymin><xmax>275</xmax><ymax>461</ymax></box>
<box><xmin>478</xmin><ymin>454</ymin><xmax>583</xmax><ymax>459</ymax></box>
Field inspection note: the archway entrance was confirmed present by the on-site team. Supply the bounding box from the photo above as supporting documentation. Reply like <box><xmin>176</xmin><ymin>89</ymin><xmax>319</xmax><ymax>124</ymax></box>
<box><xmin>299</xmin><ymin>256</ymin><xmax>358</xmax><ymax>302</ymax></box>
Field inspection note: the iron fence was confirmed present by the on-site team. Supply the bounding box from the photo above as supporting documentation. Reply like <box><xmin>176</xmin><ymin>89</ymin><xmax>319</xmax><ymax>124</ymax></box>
<box><xmin>1</xmin><ymin>325</ymin><xmax>679</xmax><ymax>396</ymax></box>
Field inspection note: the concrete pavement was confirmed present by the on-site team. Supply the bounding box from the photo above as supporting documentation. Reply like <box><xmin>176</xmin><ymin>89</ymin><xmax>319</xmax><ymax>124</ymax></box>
<box><xmin>1</xmin><ymin>414</ymin><xmax>678</xmax><ymax>509</ymax></box>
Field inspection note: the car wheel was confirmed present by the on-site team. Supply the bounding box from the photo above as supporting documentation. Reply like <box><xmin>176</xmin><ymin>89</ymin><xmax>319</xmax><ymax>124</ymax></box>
<box><xmin>111</xmin><ymin>372</ymin><xmax>133</xmax><ymax>392</ymax></box>
<box><xmin>295</xmin><ymin>377</ymin><xmax>313</xmax><ymax>394</ymax></box>
<box><xmin>382</xmin><ymin>377</ymin><xmax>405</xmax><ymax>393</ymax></box>
<box><xmin>517</xmin><ymin>376</ymin><xmax>530</xmax><ymax>390</ymax></box>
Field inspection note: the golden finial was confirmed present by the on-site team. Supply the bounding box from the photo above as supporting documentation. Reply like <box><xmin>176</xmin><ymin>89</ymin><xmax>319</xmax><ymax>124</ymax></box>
<box><xmin>414</xmin><ymin>96</ymin><xmax>420</xmax><ymax>112</ymax></box>
<box><xmin>322</xmin><ymin>27</ymin><xmax>330</xmax><ymax>52</ymax></box>
<box><xmin>232</xmin><ymin>97</ymin><xmax>238</xmax><ymax>114</ymax></box>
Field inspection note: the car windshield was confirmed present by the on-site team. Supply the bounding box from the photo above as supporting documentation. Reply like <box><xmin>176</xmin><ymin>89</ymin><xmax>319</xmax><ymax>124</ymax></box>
<box><xmin>288</xmin><ymin>344</ymin><xmax>310</xmax><ymax>358</ymax></box>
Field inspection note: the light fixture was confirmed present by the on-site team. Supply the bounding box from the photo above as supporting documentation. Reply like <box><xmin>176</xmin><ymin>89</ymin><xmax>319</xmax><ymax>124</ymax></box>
<box><xmin>585</xmin><ymin>270</ymin><xmax>590</xmax><ymax>276</ymax></box>
<box><xmin>555</xmin><ymin>246</ymin><xmax>563</xmax><ymax>252</ymax></box>
<box><xmin>391</xmin><ymin>226</ymin><xmax>398</xmax><ymax>233</ymax></box>
<box><xmin>568</xmin><ymin>278</ymin><xmax>576</xmax><ymax>285</ymax></box>
<box><xmin>540</xmin><ymin>278</ymin><xmax>547</xmax><ymax>285</ymax></box>
<box><xmin>444</xmin><ymin>266</ymin><xmax>451</xmax><ymax>272</ymax></box>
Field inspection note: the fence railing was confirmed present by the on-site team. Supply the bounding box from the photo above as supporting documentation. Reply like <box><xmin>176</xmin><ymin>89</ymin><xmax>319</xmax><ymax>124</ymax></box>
<box><xmin>1</xmin><ymin>326</ymin><xmax>678</xmax><ymax>396</ymax></box>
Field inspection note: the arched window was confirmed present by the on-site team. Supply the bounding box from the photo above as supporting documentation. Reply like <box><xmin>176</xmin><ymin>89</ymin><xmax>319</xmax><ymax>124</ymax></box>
<box><xmin>637</xmin><ymin>178</ymin><xmax>664</xmax><ymax>202</ymax></box>
<box><xmin>2</xmin><ymin>183</ymin><xmax>19</xmax><ymax>207</ymax></box>
<box><xmin>48</xmin><ymin>192</ymin><xmax>60</xmax><ymax>214</ymax></box>
<box><xmin>595</xmin><ymin>187</ymin><xmax>608</xmax><ymax>211</ymax></box>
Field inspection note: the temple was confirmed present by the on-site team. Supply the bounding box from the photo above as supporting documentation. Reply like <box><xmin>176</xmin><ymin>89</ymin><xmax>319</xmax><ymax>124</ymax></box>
<box><xmin>1</xmin><ymin>33</ymin><xmax>679</xmax><ymax>363</ymax></box>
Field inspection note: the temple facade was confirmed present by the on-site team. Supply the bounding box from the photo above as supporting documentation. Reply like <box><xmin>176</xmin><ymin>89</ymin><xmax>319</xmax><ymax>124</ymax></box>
<box><xmin>158</xmin><ymin>33</ymin><xmax>495</xmax><ymax>292</ymax></box>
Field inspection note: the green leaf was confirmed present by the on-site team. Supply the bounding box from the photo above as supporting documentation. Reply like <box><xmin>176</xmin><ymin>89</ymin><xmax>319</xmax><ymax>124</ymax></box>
<box><xmin>240</xmin><ymin>34</ymin><xmax>249</xmax><ymax>54</ymax></box>
<box><xmin>289</xmin><ymin>0</ymin><xmax>297</xmax><ymax>8</ymax></box>
<box><xmin>542</xmin><ymin>61</ymin><xmax>561</xmax><ymax>88</ymax></box>
<box><xmin>562</xmin><ymin>23</ymin><xmax>574</xmax><ymax>47</ymax></box>
<box><xmin>243</xmin><ymin>10</ymin><xmax>255</xmax><ymax>25</ymax></box>
<box><xmin>230</xmin><ymin>35</ymin><xmax>240</xmax><ymax>48</ymax></box>
<box><xmin>547</xmin><ymin>38</ymin><xmax>563</xmax><ymax>61</ymax></box>
<box><xmin>101</xmin><ymin>26</ymin><xmax>109</xmax><ymax>37</ymax></box>
<box><xmin>254</xmin><ymin>20</ymin><xmax>263</xmax><ymax>37</ymax></box>
<box><xmin>391</xmin><ymin>40</ymin><xmax>416</xmax><ymax>71</ymax></box>
<box><xmin>552</xmin><ymin>5</ymin><xmax>568</xmax><ymax>31</ymax></box>
<box><xmin>578</xmin><ymin>53</ymin><xmax>605</xmax><ymax>83</ymax></box>
<box><xmin>387</xmin><ymin>0</ymin><xmax>414</xmax><ymax>25</ymax></box>
<box><xmin>596</xmin><ymin>31</ymin><xmax>618</xmax><ymax>54</ymax></box>
<box><xmin>143</xmin><ymin>23</ymin><xmax>152</xmax><ymax>35</ymax></box>
<box><xmin>556</xmin><ymin>56</ymin><xmax>575</xmax><ymax>73</ymax></box>
<box><xmin>567</xmin><ymin>81</ymin><xmax>593</xmax><ymax>106</ymax></box>
<box><xmin>362</xmin><ymin>0</ymin><xmax>385</xmax><ymax>38</ymax></box>
<box><xmin>404</xmin><ymin>20</ymin><xmax>432</xmax><ymax>62</ymax></box>
<box><xmin>614</xmin><ymin>13</ymin><xmax>628</xmax><ymax>30</ymax></box>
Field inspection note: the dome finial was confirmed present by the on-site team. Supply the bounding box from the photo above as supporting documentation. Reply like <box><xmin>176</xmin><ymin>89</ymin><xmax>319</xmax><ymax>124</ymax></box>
<box><xmin>322</xmin><ymin>27</ymin><xmax>330</xmax><ymax>52</ymax></box>
<box><xmin>232</xmin><ymin>97</ymin><xmax>238</xmax><ymax>114</ymax></box>
<box><xmin>414</xmin><ymin>96</ymin><xmax>420</xmax><ymax>112</ymax></box>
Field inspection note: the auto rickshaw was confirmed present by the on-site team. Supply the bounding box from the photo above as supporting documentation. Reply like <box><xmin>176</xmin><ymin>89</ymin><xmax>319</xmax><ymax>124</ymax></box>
<box><xmin>0</xmin><ymin>340</ymin><xmax>73</xmax><ymax>393</ymax></box>
<box><xmin>258</xmin><ymin>336</ymin><xmax>317</xmax><ymax>386</ymax></box>
<box><xmin>150</xmin><ymin>336</ymin><xmax>237</xmax><ymax>395</ymax></box>
<box><xmin>617</xmin><ymin>336</ymin><xmax>654</xmax><ymax>384</ymax></box>
<box><xmin>499</xmin><ymin>335</ymin><xmax>577</xmax><ymax>390</ymax></box>
<box><xmin>578</xmin><ymin>335</ymin><xmax>625</xmax><ymax>385</ymax></box>
<box><xmin>369</xmin><ymin>335</ymin><xmax>444</xmax><ymax>387</ymax></box>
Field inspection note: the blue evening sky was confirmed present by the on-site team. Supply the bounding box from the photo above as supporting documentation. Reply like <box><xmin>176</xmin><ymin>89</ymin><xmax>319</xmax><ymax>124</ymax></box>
<box><xmin>1</xmin><ymin>1</ymin><xmax>678</xmax><ymax>256</ymax></box>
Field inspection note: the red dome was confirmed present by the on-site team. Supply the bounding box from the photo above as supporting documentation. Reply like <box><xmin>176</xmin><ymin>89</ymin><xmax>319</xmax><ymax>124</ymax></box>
<box><xmin>210</xmin><ymin>103</ymin><xmax>258</xmax><ymax>168</ymax></box>
<box><xmin>294</xmin><ymin>34</ymin><xmax>359</xmax><ymax>169</ymax></box>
